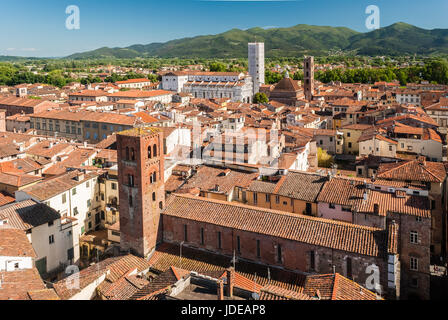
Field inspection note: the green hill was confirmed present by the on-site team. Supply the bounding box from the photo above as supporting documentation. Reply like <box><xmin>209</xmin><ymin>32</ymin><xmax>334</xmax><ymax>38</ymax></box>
<box><xmin>66</xmin><ymin>23</ymin><xmax>448</xmax><ymax>59</ymax></box>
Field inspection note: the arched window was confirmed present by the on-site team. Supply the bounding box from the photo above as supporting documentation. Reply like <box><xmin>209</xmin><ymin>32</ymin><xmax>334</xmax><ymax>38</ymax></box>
<box><xmin>130</xmin><ymin>148</ymin><xmax>135</xmax><ymax>161</ymax></box>
<box><xmin>152</xmin><ymin>192</ymin><xmax>156</xmax><ymax>201</ymax></box>
<box><xmin>148</xmin><ymin>146</ymin><xmax>152</xmax><ymax>159</ymax></box>
<box><xmin>150</xmin><ymin>174</ymin><xmax>153</xmax><ymax>184</ymax></box>
<box><xmin>128</xmin><ymin>174</ymin><xmax>134</xmax><ymax>187</ymax></box>
<box><xmin>153</xmin><ymin>145</ymin><xmax>157</xmax><ymax>158</ymax></box>
<box><xmin>152</xmin><ymin>172</ymin><xmax>157</xmax><ymax>183</ymax></box>
<box><xmin>125</xmin><ymin>147</ymin><xmax>130</xmax><ymax>160</ymax></box>
<box><xmin>159</xmin><ymin>201</ymin><xmax>163</xmax><ymax>209</ymax></box>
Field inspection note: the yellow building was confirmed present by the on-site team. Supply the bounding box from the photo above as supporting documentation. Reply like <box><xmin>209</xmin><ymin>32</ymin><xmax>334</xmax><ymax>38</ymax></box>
<box><xmin>340</xmin><ymin>124</ymin><xmax>375</xmax><ymax>155</ymax></box>
<box><xmin>243</xmin><ymin>171</ymin><xmax>327</xmax><ymax>217</ymax></box>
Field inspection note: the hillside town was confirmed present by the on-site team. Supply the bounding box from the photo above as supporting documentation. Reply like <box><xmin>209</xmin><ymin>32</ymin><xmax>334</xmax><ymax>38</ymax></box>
<box><xmin>1</xmin><ymin>42</ymin><xmax>448</xmax><ymax>301</ymax></box>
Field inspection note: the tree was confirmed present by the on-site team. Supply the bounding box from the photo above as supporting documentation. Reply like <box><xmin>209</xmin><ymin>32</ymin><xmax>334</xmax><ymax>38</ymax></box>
<box><xmin>209</xmin><ymin>62</ymin><xmax>227</xmax><ymax>72</ymax></box>
<box><xmin>253</xmin><ymin>92</ymin><xmax>268</xmax><ymax>104</ymax></box>
<box><xmin>317</xmin><ymin>148</ymin><xmax>334</xmax><ymax>168</ymax></box>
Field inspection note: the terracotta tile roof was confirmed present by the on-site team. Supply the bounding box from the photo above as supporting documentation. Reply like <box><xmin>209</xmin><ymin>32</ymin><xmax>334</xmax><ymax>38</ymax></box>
<box><xmin>259</xmin><ymin>285</ymin><xmax>312</xmax><ymax>300</ymax></box>
<box><xmin>97</xmin><ymin>269</ymin><xmax>150</xmax><ymax>300</ymax></box>
<box><xmin>148</xmin><ymin>243</ymin><xmax>306</xmax><ymax>292</ymax></box>
<box><xmin>0</xmin><ymin>226</ymin><xmax>36</xmax><ymax>257</ymax></box>
<box><xmin>303</xmin><ymin>274</ymin><xmax>380</xmax><ymax>300</ymax></box>
<box><xmin>274</xmin><ymin>171</ymin><xmax>327</xmax><ymax>202</ymax></box>
<box><xmin>164</xmin><ymin>194</ymin><xmax>389</xmax><ymax>257</ymax></box>
<box><xmin>53</xmin><ymin>254</ymin><xmax>150</xmax><ymax>300</ymax></box>
<box><xmin>0</xmin><ymin>200</ymin><xmax>60</xmax><ymax>230</ymax></box>
<box><xmin>27</xmin><ymin>289</ymin><xmax>60</xmax><ymax>300</ymax></box>
<box><xmin>108</xmin><ymin>90</ymin><xmax>172</xmax><ymax>99</ymax></box>
<box><xmin>116</xmin><ymin>78</ymin><xmax>150</xmax><ymax>85</ymax></box>
<box><xmin>317</xmin><ymin>177</ymin><xmax>430</xmax><ymax>218</ymax></box>
<box><xmin>69</xmin><ymin>90</ymin><xmax>108</xmax><ymax>97</ymax></box>
<box><xmin>0</xmin><ymin>268</ymin><xmax>46</xmax><ymax>300</ymax></box>
<box><xmin>130</xmin><ymin>267</ymin><xmax>183</xmax><ymax>300</ymax></box>
<box><xmin>26</xmin><ymin>141</ymin><xmax>75</xmax><ymax>159</ymax></box>
<box><xmin>0</xmin><ymin>171</ymin><xmax>42</xmax><ymax>188</ymax></box>
<box><xmin>43</xmin><ymin>148</ymin><xmax>97</xmax><ymax>176</ymax></box>
<box><xmin>0</xmin><ymin>191</ymin><xmax>15</xmax><ymax>207</ymax></box>
<box><xmin>377</xmin><ymin>158</ymin><xmax>446</xmax><ymax>183</ymax></box>
<box><xmin>20</xmin><ymin>170</ymin><xmax>101</xmax><ymax>201</ymax></box>
<box><xmin>180</xmin><ymin>166</ymin><xmax>258</xmax><ymax>195</ymax></box>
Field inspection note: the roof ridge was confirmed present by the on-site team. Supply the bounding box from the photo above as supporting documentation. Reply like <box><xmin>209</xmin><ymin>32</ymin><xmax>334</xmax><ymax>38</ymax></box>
<box><xmin>331</xmin><ymin>273</ymin><xmax>339</xmax><ymax>300</ymax></box>
<box><xmin>170</xmin><ymin>193</ymin><xmax>383</xmax><ymax>232</ymax></box>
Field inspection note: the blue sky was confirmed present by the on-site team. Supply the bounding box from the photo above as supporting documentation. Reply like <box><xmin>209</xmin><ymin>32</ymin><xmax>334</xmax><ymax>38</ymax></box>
<box><xmin>1</xmin><ymin>0</ymin><xmax>448</xmax><ymax>57</ymax></box>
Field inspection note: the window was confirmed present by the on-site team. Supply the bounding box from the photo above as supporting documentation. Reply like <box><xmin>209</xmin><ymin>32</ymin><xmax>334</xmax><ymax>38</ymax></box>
<box><xmin>67</xmin><ymin>248</ymin><xmax>74</xmax><ymax>261</ymax></box>
<box><xmin>129</xmin><ymin>195</ymin><xmax>133</xmax><ymax>207</ymax></box>
<box><xmin>49</xmin><ymin>235</ymin><xmax>55</xmax><ymax>244</ymax></box>
<box><xmin>48</xmin><ymin>220</ymin><xmax>54</xmax><ymax>227</ymax></box>
<box><xmin>310</xmin><ymin>251</ymin><xmax>315</xmax><ymax>270</ymax></box>
<box><xmin>305</xmin><ymin>203</ymin><xmax>312</xmax><ymax>215</ymax></box>
<box><xmin>346</xmin><ymin>257</ymin><xmax>352</xmax><ymax>279</ymax></box>
<box><xmin>200</xmin><ymin>227</ymin><xmax>205</xmax><ymax>245</ymax></box>
<box><xmin>347</xmin><ymin>132</ymin><xmax>351</xmax><ymax>138</ymax></box>
<box><xmin>111</xmin><ymin>183</ymin><xmax>117</xmax><ymax>190</ymax></box>
<box><xmin>265</xmin><ymin>194</ymin><xmax>270</xmax><ymax>202</ymax></box>
<box><xmin>410</xmin><ymin>257</ymin><xmax>418</xmax><ymax>271</ymax></box>
<box><xmin>128</xmin><ymin>174</ymin><xmax>134</xmax><ymax>187</ymax></box>
<box><xmin>217</xmin><ymin>231</ymin><xmax>222</xmax><ymax>249</ymax></box>
<box><xmin>86</xmin><ymin>181</ymin><xmax>90</xmax><ymax>188</ymax></box>
<box><xmin>275</xmin><ymin>195</ymin><xmax>280</xmax><ymax>204</ymax></box>
<box><xmin>348</xmin><ymin>142</ymin><xmax>352</xmax><ymax>148</ymax></box>
<box><xmin>87</xmin><ymin>199</ymin><xmax>91</xmax><ymax>208</ymax></box>
<box><xmin>256</xmin><ymin>240</ymin><xmax>261</xmax><ymax>258</ymax></box>
<box><xmin>126</xmin><ymin>147</ymin><xmax>130</xmax><ymax>160</ymax></box>
<box><xmin>277</xmin><ymin>244</ymin><xmax>282</xmax><ymax>263</ymax></box>
<box><xmin>152</xmin><ymin>192</ymin><xmax>156</xmax><ymax>201</ymax></box>
<box><xmin>411</xmin><ymin>277</ymin><xmax>419</xmax><ymax>288</ymax></box>
<box><xmin>253</xmin><ymin>193</ymin><xmax>258</xmax><ymax>205</ymax></box>
<box><xmin>329</xmin><ymin>203</ymin><xmax>336</xmax><ymax>209</ymax></box>
<box><xmin>62</xmin><ymin>193</ymin><xmax>67</xmax><ymax>204</ymax></box>
<box><xmin>131</xmin><ymin>148</ymin><xmax>135</xmax><ymax>161</ymax></box>
<box><xmin>73</xmin><ymin>207</ymin><xmax>79</xmax><ymax>216</ymax></box>
<box><xmin>148</xmin><ymin>146</ymin><xmax>152</xmax><ymax>159</ymax></box>
<box><xmin>153</xmin><ymin>145</ymin><xmax>157</xmax><ymax>158</ymax></box>
<box><xmin>237</xmin><ymin>236</ymin><xmax>241</xmax><ymax>253</ymax></box>
<box><xmin>431</xmin><ymin>200</ymin><xmax>436</xmax><ymax>210</ymax></box>
<box><xmin>184</xmin><ymin>224</ymin><xmax>188</xmax><ymax>242</ymax></box>
<box><xmin>410</xmin><ymin>231</ymin><xmax>419</xmax><ymax>244</ymax></box>
<box><xmin>72</xmin><ymin>188</ymin><xmax>77</xmax><ymax>196</ymax></box>
<box><xmin>159</xmin><ymin>201</ymin><xmax>163</xmax><ymax>210</ymax></box>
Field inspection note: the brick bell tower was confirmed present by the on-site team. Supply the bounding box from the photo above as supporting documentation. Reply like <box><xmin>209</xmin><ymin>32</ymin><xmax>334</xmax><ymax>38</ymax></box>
<box><xmin>117</xmin><ymin>127</ymin><xmax>165</xmax><ymax>258</ymax></box>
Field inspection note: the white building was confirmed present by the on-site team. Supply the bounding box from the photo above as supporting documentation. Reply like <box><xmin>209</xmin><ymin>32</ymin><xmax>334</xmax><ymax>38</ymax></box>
<box><xmin>0</xmin><ymin>200</ymin><xmax>73</xmax><ymax>275</ymax></box>
<box><xmin>396</xmin><ymin>90</ymin><xmax>422</xmax><ymax>106</ymax></box>
<box><xmin>15</xmin><ymin>170</ymin><xmax>102</xmax><ymax>265</ymax></box>
<box><xmin>162</xmin><ymin>71</ymin><xmax>253</xmax><ymax>103</ymax></box>
<box><xmin>248</xmin><ymin>42</ymin><xmax>265</xmax><ymax>94</ymax></box>
<box><xmin>0</xmin><ymin>227</ymin><xmax>35</xmax><ymax>272</ymax></box>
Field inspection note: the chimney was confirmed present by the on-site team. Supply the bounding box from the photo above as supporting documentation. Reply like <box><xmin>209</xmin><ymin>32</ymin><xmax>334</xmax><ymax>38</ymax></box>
<box><xmin>217</xmin><ymin>280</ymin><xmax>224</xmax><ymax>301</ymax></box>
<box><xmin>226</xmin><ymin>267</ymin><xmax>235</xmax><ymax>298</ymax></box>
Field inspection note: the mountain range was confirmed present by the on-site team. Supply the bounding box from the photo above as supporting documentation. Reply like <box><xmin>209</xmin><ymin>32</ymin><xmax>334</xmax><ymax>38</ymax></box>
<box><xmin>59</xmin><ymin>23</ymin><xmax>448</xmax><ymax>59</ymax></box>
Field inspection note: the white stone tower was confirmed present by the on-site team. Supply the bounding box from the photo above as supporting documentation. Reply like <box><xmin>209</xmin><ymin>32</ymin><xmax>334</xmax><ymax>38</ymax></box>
<box><xmin>248</xmin><ymin>42</ymin><xmax>265</xmax><ymax>95</ymax></box>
